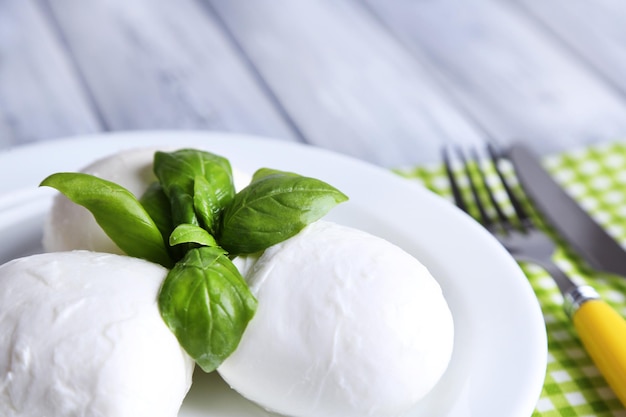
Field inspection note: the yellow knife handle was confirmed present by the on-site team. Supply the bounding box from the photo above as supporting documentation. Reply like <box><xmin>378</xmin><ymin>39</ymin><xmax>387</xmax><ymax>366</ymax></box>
<box><xmin>573</xmin><ymin>298</ymin><xmax>626</xmax><ymax>406</ymax></box>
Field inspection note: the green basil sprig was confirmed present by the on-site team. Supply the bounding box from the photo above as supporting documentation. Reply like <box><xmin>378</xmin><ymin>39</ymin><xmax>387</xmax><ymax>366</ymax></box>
<box><xmin>40</xmin><ymin>173</ymin><xmax>172</xmax><ymax>268</ymax></box>
<box><xmin>219</xmin><ymin>168</ymin><xmax>349</xmax><ymax>254</ymax></box>
<box><xmin>40</xmin><ymin>148</ymin><xmax>348</xmax><ymax>373</ymax></box>
<box><xmin>169</xmin><ymin>224</ymin><xmax>218</xmax><ymax>247</ymax></box>
<box><xmin>154</xmin><ymin>150</ymin><xmax>235</xmax><ymax>234</ymax></box>
<box><xmin>159</xmin><ymin>246</ymin><xmax>257</xmax><ymax>372</ymax></box>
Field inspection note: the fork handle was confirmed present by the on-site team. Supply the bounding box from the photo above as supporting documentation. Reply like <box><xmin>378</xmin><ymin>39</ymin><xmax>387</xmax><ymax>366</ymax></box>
<box><xmin>572</xmin><ymin>298</ymin><xmax>626</xmax><ymax>406</ymax></box>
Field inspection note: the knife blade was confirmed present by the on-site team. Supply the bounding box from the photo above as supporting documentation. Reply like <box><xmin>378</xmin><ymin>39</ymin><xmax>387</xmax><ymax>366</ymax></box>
<box><xmin>508</xmin><ymin>143</ymin><xmax>626</xmax><ymax>277</ymax></box>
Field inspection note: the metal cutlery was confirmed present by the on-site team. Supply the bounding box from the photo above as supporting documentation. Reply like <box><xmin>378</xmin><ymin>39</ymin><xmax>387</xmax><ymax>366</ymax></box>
<box><xmin>442</xmin><ymin>144</ymin><xmax>626</xmax><ymax>407</ymax></box>
<box><xmin>508</xmin><ymin>143</ymin><xmax>626</xmax><ymax>277</ymax></box>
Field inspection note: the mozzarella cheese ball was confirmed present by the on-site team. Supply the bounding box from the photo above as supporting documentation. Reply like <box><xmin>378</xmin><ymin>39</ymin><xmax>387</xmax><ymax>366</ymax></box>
<box><xmin>42</xmin><ymin>147</ymin><xmax>250</xmax><ymax>254</ymax></box>
<box><xmin>0</xmin><ymin>251</ymin><xmax>194</xmax><ymax>417</ymax></box>
<box><xmin>220</xmin><ymin>221</ymin><xmax>454</xmax><ymax>417</ymax></box>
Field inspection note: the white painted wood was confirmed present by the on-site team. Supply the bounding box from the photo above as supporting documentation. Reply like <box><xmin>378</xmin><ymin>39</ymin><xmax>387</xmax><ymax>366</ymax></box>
<box><xmin>0</xmin><ymin>0</ymin><xmax>100</xmax><ymax>149</ymax></box>
<box><xmin>362</xmin><ymin>0</ymin><xmax>626</xmax><ymax>156</ymax></box>
<box><xmin>4</xmin><ymin>0</ymin><xmax>626</xmax><ymax>166</ymax></box>
<box><xmin>42</xmin><ymin>0</ymin><xmax>296</xmax><ymax>141</ymax></box>
<box><xmin>205</xmin><ymin>0</ymin><xmax>486</xmax><ymax>167</ymax></box>
<box><xmin>509</xmin><ymin>0</ymin><xmax>626</xmax><ymax>98</ymax></box>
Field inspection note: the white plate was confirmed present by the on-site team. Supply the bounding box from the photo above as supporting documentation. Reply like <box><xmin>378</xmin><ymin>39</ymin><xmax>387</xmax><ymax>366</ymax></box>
<box><xmin>0</xmin><ymin>131</ymin><xmax>546</xmax><ymax>417</ymax></box>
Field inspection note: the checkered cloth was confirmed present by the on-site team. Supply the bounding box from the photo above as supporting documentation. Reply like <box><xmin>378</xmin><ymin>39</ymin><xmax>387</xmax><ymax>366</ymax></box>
<box><xmin>397</xmin><ymin>142</ymin><xmax>626</xmax><ymax>417</ymax></box>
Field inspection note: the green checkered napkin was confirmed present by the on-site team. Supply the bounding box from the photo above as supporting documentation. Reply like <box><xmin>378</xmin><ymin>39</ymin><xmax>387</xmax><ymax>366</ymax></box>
<box><xmin>397</xmin><ymin>142</ymin><xmax>626</xmax><ymax>417</ymax></box>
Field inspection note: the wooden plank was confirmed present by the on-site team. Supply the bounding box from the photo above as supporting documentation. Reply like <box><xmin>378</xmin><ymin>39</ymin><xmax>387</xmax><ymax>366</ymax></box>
<box><xmin>42</xmin><ymin>0</ymin><xmax>296</xmax><ymax>141</ymax></box>
<box><xmin>362</xmin><ymin>0</ymin><xmax>626</xmax><ymax>156</ymax></box>
<box><xmin>204</xmin><ymin>0</ymin><xmax>486</xmax><ymax>167</ymax></box>
<box><xmin>510</xmin><ymin>0</ymin><xmax>626</xmax><ymax>98</ymax></box>
<box><xmin>0</xmin><ymin>0</ymin><xmax>100</xmax><ymax>149</ymax></box>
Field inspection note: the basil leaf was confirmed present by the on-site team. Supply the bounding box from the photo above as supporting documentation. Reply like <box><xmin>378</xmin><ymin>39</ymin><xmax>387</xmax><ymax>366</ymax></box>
<box><xmin>250</xmin><ymin>167</ymin><xmax>285</xmax><ymax>182</ymax></box>
<box><xmin>153</xmin><ymin>150</ymin><xmax>235</xmax><ymax>231</ymax></box>
<box><xmin>40</xmin><ymin>173</ymin><xmax>172</xmax><ymax>267</ymax></box>
<box><xmin>219</xmin><ymin>169</ymin><xmax>348</xmax><ymax>254</ymax></box>
<box><xmin>140</xmin><ymin>182</ymin><xmax>174</xmax><ymax>243</ymax></box>
<box><xmin>169</xmin><ymin>224</ymin><xmax>219</xmax><ymax>248</ymax></box>
<box><xmin>169</xmin><ymin>185</ymin><xmax>200</xmax><ymax>226</ymax></box>
<box><xmin>158</xmin><ymin>246</ymin><xmax>257</xmax><ymax>372</ymax></box>
<box><xmin>193</xmin><ymin>175</ymin><xmax>222</xmax><ymax>235</ymax></box>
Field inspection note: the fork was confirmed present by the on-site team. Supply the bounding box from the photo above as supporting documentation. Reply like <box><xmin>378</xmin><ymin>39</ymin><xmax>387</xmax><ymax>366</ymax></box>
<box><xmin>443</xmin><ymin>144</ymin><xmax>626</xmax><ymax>406</ymax></box>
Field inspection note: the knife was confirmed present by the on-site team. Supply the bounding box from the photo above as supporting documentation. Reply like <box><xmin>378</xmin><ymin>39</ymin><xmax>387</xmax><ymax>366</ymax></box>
<box><xmin>508</xmin><ymin>143</ymin><xmax>626</xmax><ymax>277</ymax></box>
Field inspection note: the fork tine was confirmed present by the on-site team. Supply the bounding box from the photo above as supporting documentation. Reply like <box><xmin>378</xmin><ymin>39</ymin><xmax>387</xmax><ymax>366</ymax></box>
<box><xmin>456</xmin><ymin>147</ymin><xmax>494</xmax><ymax>228</ymax></box>
<box><xmin>487</xmin><ymin>143</ymin><xmax>532</xmax><ymax>225</ymax></box>
<box><xmin>442</xmin><ymin>145</ymin><xmax>494</xmax><ymax>227</ymax></box>
<box><xmin>442</xmin><ymin>146</ymin><xmax>468</xmax><ymax>213</ymax></box>
<box><xmin>470</xmin><ymin>147</ymin><xmax>510</xmax><ymax>227</ymax></box>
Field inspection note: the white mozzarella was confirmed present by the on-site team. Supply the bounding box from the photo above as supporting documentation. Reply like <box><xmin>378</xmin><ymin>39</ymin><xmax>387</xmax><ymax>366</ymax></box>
<box><xmin>0</xmin><ymin>251</ymin><xmax>194</xmax><ymax>417</ymax></box>
<box><xmin>220</xmin><ymin>221</ymin><xmax>454</xmax><ymax>417</ymax></box>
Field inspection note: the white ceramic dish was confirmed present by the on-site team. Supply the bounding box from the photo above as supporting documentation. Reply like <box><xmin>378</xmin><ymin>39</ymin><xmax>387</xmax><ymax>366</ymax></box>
<box><xmin>0</xmin><ymin>131</ymin><xmax>546</xmax><ymax>417</ymax></box>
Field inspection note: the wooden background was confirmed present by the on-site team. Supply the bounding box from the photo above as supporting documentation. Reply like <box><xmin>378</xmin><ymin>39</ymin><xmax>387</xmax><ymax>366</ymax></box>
<box><xmin>2</xmin><ymin>0</ymin><xmax>626</xmax><ymax>167</ymax></box>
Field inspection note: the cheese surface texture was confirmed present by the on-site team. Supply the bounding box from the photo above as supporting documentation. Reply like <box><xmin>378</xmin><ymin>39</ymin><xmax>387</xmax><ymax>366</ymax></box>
<box><xmin>219</xmin><ymin>221</ymin><xmax>454</xmax><ymax>417</ymax></box>
<box><xmin>0</xmin><ymin>251</ymin><xmax>194</xmax><ymax>417</ymax></box>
